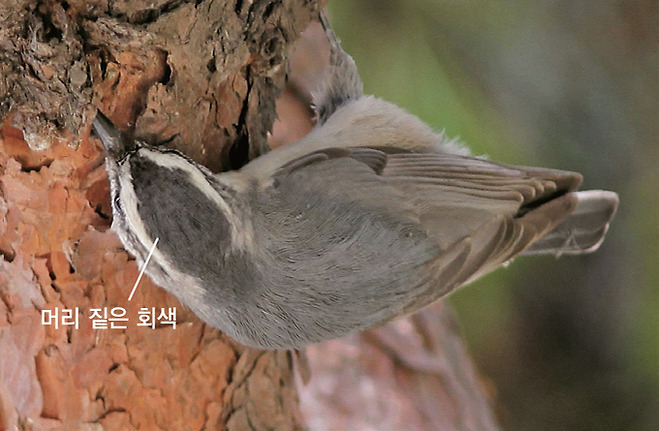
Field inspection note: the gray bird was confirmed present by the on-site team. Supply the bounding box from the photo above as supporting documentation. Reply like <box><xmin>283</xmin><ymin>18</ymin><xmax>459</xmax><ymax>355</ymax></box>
<box><xmin>92</xmin><ymin>11</ymin><xmax>618</xmax><ymax>350</ymax></box>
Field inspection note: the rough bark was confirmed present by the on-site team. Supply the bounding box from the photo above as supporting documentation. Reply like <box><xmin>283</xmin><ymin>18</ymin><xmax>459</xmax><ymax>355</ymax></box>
<box><xmin>0</xmin><ymin>1</ymin><xmax>323</xmax><ymax>429</ymax></box>
<box><xmin>1</xmin><ymin>0</ymin><xmax>323</xmax><ymax>170</ymax></box>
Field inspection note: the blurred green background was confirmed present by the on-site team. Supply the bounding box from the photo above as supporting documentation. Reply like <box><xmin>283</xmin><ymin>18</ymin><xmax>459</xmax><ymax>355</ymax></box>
<box><xmin>327</xmin><ymin>1</ymin><xmax>658</xmax><ymax>430</ymax></box>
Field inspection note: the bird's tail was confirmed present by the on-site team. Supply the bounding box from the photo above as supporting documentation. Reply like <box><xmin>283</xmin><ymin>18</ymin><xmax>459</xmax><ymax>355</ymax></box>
<box><xmin>521</xmin><ymin>190</ymin><xmax>619</xmax><ymax>256</ymax></box>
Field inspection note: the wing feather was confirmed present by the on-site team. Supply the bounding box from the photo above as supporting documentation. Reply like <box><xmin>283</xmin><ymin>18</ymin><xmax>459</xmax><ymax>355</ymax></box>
<box><xmin>252</xmin><ymin>146</ymin><xmax>587</xmax><ymax>324</ymax></box>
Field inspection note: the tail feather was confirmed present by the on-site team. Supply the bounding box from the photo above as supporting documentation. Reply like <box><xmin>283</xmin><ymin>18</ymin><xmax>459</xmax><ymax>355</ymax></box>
<box><xmin>522</xmin><ymin>190</ymin><xmax>619</xmax><ymax>256</ymax></box>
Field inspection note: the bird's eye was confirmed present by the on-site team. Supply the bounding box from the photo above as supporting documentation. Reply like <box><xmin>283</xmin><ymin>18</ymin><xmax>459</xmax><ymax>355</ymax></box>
<box><xmin>113</xmin><ymin>195</ymin><xmax>123</xmax><ymax>216</ymax></box>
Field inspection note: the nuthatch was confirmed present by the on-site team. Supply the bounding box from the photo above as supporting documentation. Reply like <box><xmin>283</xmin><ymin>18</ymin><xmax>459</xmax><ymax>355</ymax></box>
<box><xmin>92</xmin><ymin>11</ymin><xmax>618</xmax><ymax>349</ymax></box>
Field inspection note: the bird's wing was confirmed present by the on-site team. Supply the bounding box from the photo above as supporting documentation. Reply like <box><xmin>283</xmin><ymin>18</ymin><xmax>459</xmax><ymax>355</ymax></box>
<box><xmin>249</xmin><ymin>147</ymin><xmax>470</xmax><ymax>336</ymax></box>
<box><xmin>254</xmin><ymin>147</ymin><xmax>583</xmax><ymax>312</ymax></box>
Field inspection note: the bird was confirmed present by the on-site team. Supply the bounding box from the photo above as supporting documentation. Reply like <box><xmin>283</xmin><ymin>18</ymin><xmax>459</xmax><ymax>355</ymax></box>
<box><xmin>92</xmin><ymin>11</ymin><xmax>619</xmax><ymax>350</ymax></box>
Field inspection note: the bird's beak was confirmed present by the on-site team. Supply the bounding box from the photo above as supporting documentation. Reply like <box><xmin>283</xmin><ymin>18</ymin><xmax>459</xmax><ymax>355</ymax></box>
<box><xmin>92</xmin><ymin>111</ymin><xmax>135</xmax><ymax>160</ymax></box>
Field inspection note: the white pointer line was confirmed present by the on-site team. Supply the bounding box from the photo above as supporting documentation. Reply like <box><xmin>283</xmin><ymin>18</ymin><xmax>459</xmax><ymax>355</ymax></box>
<box><xmin>128</xmin><ymin>237</ymin><xmax>160</xmax><ymax>302</ymax></box>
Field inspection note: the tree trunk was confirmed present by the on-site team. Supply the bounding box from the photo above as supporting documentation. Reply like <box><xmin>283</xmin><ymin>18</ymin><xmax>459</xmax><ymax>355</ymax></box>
<box><xmin>0</xmin><ymin>1</ymin><xmax>323</xmax><ymax>429</ymax></box>
<box><xmin>0</xmin><ymin>1</ymin><xmax>499</xmax><ymax>430</ymax></box>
